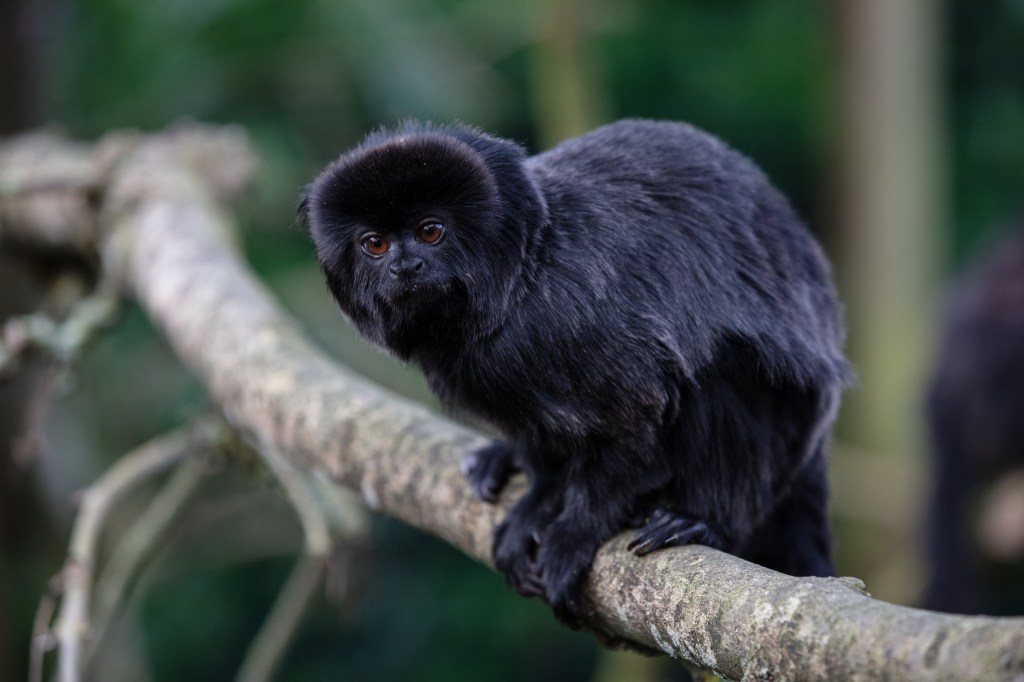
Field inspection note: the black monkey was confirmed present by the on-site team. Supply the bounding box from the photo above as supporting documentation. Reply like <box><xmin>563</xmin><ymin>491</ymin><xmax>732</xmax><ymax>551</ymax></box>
<box><xmin>300</xmin><ymin>120</ymin><xmax>850</xmax><ymax>625</ymax></box>
<box><xmin>923</xmin><ymin>225</ymin><xmax>1024</xmax><ymax>615</ymax></box>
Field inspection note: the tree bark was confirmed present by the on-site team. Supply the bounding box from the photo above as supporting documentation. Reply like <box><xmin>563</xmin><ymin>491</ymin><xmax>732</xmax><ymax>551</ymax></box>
<box><xmin>2</xmin><ymin>126</ymin><xmax>1023</xmax><ymax>682</ymax></box>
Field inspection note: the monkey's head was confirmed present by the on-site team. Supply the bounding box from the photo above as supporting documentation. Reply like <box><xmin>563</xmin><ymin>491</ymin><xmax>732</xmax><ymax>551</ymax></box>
<box><xmin>300</xmin><ymin>122</ymin><xmax>545</xmax><ymax>358</ymax></box>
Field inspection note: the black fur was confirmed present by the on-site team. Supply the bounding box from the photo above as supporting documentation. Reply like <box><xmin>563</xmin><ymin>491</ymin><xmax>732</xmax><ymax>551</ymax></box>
<box><xmin>301</xmin><ymin>119</ymin><xmax>850</xmax><ymax>625</ymax></box>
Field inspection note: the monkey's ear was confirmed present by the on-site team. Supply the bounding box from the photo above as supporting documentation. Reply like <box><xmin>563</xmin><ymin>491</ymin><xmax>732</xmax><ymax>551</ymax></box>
<box><xmin>294</xmin><ymin>184</ymin><xmax>313</xmax><ymax>229</ymax></box>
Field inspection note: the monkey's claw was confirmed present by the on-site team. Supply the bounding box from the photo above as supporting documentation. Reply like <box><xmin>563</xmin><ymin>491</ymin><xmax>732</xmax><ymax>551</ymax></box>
<box><xmin>628</xmin><ymin>509</ymin><xmax>723</xmax><ymax>556</ymax></box>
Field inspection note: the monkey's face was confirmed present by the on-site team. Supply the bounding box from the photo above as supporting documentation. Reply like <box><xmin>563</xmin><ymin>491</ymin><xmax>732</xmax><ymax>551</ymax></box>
<box><xmin>302</xmin><ymin>133</ymin><xmax>520</xmax><ymax>353</ymax></box>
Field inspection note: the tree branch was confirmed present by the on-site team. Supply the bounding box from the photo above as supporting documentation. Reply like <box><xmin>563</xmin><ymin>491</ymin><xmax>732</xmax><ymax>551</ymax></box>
<box><xmin>4</xmin><ymin>126</ymin><xmax>1024</xmax><ymax>681</ymax></box>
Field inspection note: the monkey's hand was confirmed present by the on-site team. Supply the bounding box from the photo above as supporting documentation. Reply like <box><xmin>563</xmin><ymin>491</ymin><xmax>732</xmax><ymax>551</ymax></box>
<box><xmin>460</xmin><ymin>441</ymin><xmax>521</xmax><ymax>503</ymax></box>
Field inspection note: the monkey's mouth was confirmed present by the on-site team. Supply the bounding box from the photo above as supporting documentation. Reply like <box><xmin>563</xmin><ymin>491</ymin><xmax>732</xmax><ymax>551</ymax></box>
<box><xmin>387</xmin><ymin>278</ymin><xmax>454</xmax><ymax>303</ymax></box>
<box><xmin>384</xmin><ymin>276</ymin><xmax>469</xmax><ymax>315</ymax></box>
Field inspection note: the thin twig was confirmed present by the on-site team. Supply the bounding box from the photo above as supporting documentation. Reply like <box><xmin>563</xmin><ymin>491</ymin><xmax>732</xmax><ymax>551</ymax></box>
<box><xmin>86</xmin><ymin>455</ymin><xmax>209</xmax><ymax>666</ymax></box>
<box><xmin>0</xmin><ymin>284</ymin><xmax>119</xmax><ymax>377</ymax></box>
<box><xmin>236</xmin><ymin>554</ymin><xmax>327</xmax><ymax>682</ymax></box>
<box><xmin>309</xmin><ymin>477</ymin><xmax>372</xmax><ymax>617</ymax></box>
<box><xmin>10</xmin><ymin>360</ymin><xmax>60</xmax><ymax>471</ymax></box>
<box><xmin>235</xmin><ymin>443</ymin><xmax>331</xmax><ymax>682</ymax></box>
<box><xmin>53</xmin><ymin>428</ymin><xmax>197</xmax><ymax>682</ymax></box>
<box><xmin>259</xmin><ymin>443</ymin><xmax>331</xmax><ymax>556</ymax></box>
<box><xmin>30</xmin><ymin>572</ymin><xmax>64</xmax><ymax>682</ymax></box>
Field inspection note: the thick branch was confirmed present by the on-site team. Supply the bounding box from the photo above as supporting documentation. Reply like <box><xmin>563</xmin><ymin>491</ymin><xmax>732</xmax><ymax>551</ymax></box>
<box><xmin>0</xmin><ymin>131</ymin><xmax>133</xmax><ymax>252</ymax></box>
<box><xmin>4</xmin><ymin>127</ymin><xmax>1024</xmax><ymax>681</ymax></box>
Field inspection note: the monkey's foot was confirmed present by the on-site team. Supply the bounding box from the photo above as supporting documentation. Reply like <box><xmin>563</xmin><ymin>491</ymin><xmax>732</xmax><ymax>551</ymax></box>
<box><xmin>493</xmin><ymin>518</ymin><xmax>545</xmax><ymax>598</ymax></box>
<box><xmin>537</xmin><ymin>534</ymin><xmax>596</xmax><ymax>629</ymax></box>
<box><xmin>460</xmin><ymin>441</ymin><xmax>520</xmax><ymax>503</ymax></box>
<box><xmin>627</xmin><ymin>509</ymin><xmax>723</xmax><ymax>556</ymax></box>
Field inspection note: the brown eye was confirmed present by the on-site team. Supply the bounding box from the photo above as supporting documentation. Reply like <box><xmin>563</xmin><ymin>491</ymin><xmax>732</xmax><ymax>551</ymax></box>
<box><xmin>416</xmin><ymin>220</ymin><xmax>445</xmax><ymax>244</ymax></box>
<box><xmin>361</xmin><ymin>233</ymin><xmax>389</xmax><ymax>256</ymax></box>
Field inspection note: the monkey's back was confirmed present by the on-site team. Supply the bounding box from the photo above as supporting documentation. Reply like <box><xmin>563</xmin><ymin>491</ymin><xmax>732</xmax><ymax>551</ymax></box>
<box><xmin>523</xmin><ymin>119</ymin><xmax>849</xmax><ymax>391</ymax></box>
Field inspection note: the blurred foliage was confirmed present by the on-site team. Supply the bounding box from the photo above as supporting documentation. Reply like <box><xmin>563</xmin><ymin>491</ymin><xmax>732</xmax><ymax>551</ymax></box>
<box><xmin>1</xmin><ymin>0</ymin><xmax>1021</xmax><ymax>680</ymax></box>
<box><xmin>945</xmin><ymin>0</ymin><xmax>1024</xmax><ymax>264</ymax></box>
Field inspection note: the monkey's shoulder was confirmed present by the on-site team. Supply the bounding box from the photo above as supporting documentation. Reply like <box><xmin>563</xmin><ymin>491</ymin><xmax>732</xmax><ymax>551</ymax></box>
<box><xmin>528</xmin><ymin>119</ymin><xmax>745</xmax><ymax>181</ymax></box>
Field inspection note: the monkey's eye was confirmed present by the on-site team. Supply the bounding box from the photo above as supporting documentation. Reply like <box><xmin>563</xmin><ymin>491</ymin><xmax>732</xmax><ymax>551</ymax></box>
<box><xmin>416</xmin><ymin>220</ymin><xmax>446</xmax><ymax>245</ymax></box>
<box><xmin>360</xmin><ymin>233</ymin><xmax>390</xmax><ymax>257</ymax></box>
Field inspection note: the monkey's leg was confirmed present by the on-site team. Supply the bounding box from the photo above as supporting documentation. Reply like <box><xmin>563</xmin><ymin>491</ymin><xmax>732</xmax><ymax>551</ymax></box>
<box><xmin>742</xmin><ymin>453</ymin><xmax>834</xmax><ymax>577</ymax></box>
<box><xmin>536</xmin><ymin>467</ymin><xmax>643</xmax><ymax>627</ymax></box>
<box><xmin>627</xmin><ymin>509</ymin><xmax>725</xmax><ymax>556</ymax></box>
<box><xmin>461</xmin><ymin>441</ymin><xmax>521</xmax><ymax>502</ymax></box>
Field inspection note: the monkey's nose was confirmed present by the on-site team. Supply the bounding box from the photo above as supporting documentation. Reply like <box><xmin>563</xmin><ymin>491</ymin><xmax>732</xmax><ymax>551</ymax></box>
<box><xmin>389</xmin><ymin>257</ymin><xmax>425</xmax><ymax>277</ymax></box>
